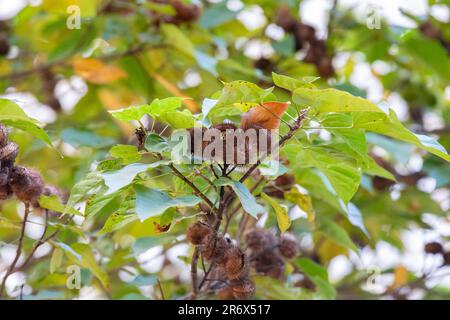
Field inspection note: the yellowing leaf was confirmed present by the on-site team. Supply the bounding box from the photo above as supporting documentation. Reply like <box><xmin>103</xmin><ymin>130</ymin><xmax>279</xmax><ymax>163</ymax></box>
<box><xmin>285</xmin><ymin>187</ymin><xmax>315</xmax><ymax>223</ymax></box>
<box><xmin>262</xmin><ymin>193</ymin><xmax>291</xmax><ymax>233</ymax></box>
<box><xmin>72</xmin><ymin>58</ymin><xmax>127</xmax><ymax>84</ymax></box>
<box><xmin>389</xmin><ymin>265</ymin><xmax>409</xmax><ymax>290</ymax></box>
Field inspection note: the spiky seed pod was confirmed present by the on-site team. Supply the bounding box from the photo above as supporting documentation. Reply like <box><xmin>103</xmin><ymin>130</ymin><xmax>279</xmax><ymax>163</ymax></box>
<box><xmin>9</xmin><ymin>166</ymin><xmax>45</xmax><ymax>207</ymax></box>
<box><xmin>173</xmin><ymin>0</ymin><xmax>200</xmax><ymax>23</ymax></box>
<box><xmin>245</xmin><ymin>229</ymin><xmax>277</xmax><ymax>254</ymax></box>
<box><xmin>253</xmin><ymin>248</ymin><xmax>285</xmax><ymax>279</ymax></box>
<box><xmin>187</xmin><ymin>221</ymin><xmax>212</xmax><ymax>245</ymax></box>
<box><xmin>201</xmin><ymin>235</ymin><xmax>230</xmax><ymax>264</ymax></box>
<box><xmin>217</xmin><ymin>286</ymin><xmax>235</xmax><ymax>300</ymax></box>
<box><xmin>0</xmin><ymin>167</ymin><xmax>11</xmax><ymax>200</ymax></box>
<box><xmin>43</xmin><ymin>184</ymin><xmax>66</xmax><ymax>201</ymax></box>
<box><xmin>222</xmin><ymin>246</ymin><xmax>248</xmax><ymax>280</ymax></box>
<box><xmin>275</xmin><ymin>6</ymin><xmax>298</xmax><ymax>32</ymax></box>
<box><xmin>230</xmin><ymin>279</ymin><xmax>255</xmax><ymax>300</ymax></box>
<box><xmin>0</xmin><ymin>142</ymin><xmax>19</xmax><ymax>167</ymax></box>
<box><xmin>424</xmin><ymin>242</ymin><xmax>444</xmax><ymax>255</ymax></box>
<box><xmin>245</xmin><ymin>229</ymin><xmax>268</xmax><ymax>253</ymax></box>
<box><xmin>279</xmin><ymin>233</ymin><xmax>300</xmax><ymax>259</ymax></box>
<box><xmin>0</xmin><ymin>124</ymin><xmax>8</xmax><ymax>147</ymax></box>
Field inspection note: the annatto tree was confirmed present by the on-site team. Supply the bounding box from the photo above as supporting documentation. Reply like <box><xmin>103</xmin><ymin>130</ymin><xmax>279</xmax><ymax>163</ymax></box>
<box><xmin>0</xmin><ymin>0</ymin><xmax>449</xmax><ymax>301</ymax></box>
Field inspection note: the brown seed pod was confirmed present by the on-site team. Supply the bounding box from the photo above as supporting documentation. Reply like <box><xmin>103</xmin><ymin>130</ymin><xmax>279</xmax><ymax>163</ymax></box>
<box><xmin>201</xmin><ymin>234</ymin><xmax>230</xmax><ymax>264</ymax></box>
<box><xmin>245</xmin><ymin>229</ymin><xmax>268</xmax><ymax>252</ymax></box>
<box><xmin>222</xmin><ymin>246</ymin><xmax>248</xmax><ymax>280</ymax></box>
<box><xmin>424</xmin><ymin>242</ymin><xmax>443</xmax><ymax>255</ymax></box>
<box><xmin>217</xmin><ymin>286</ymin><xmax>235</xmax><ymax>300</ymax></box>
<box><xmin>317</xmin><ymin>57</ymin><xmax>334</xmax><ymax>78</ymax></box>
<box><xmin>0</xmin><ymin>167</ymin><xmax>11</xmax><ymax>200</ymax></box>
<box><xmin>279</xmin><ymin>233</ymin><xmax>300</xmax><ymax>259</ymax></box>
<box><xmin>0</xmin><ymin>142</ymin><xmax>19</xmax><ymax>167</ymax></box>
<box><xmin>253</xmin><ymin>248</ymin><xmax>285</xmax><ymax>279</ymax></box>
<box><xmin>275</xmin><ymin>6</ymin><xmax>298</xmax><ymax>32</ymax></box>
<box><xmin>0</xmin><ymin>124</ymin><xmax>8</xmax><ymax>147</ymax></box>
<box><xmin>172</xmin><ymin>0</ymin><xmax>201</xmax><ymax>23</ymax></box>
<box><xmin>187</xmin><ymin>221</ymin><xmax>212</xmax><ymax>245</ymax></box>
<box><xmin>245</xmin><ymin>229</ymin><xmax>277</xmax><ymax>254</ymax></box>
<box><xmin>9</xmin><ymin>166</ymin><xmax>45</xmax><ymax>207</ymax></box>
<box><xmin>230</xmin><ymin>279</ymin><xmax>255</xmax><ymax>300</ymax></box>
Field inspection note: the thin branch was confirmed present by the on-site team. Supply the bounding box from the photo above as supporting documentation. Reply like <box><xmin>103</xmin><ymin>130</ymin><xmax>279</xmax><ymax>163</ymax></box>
<box><xmin>157</xmin><ymin>278</ymin><xmax>166</xmax><ymax>300</ymax></box>
<box><xmin>0</xmin><ymin>204</ymin><xmax>30</xmax><ymax>298</ymax></box>
<box><xmin>168</xmin><ymin>163</ymin><xmax>217</xmax><ymax>213</ymax></box>
<box><xmin>191</xmin><ymin>247</ymin><xmax>199</xmax><ymax>298</ymax></box>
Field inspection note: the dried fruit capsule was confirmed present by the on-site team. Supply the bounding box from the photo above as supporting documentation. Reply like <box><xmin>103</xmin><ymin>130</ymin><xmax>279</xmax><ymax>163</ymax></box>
<box><xmin>187</xmin><ymin>221</ymin><xmax>212</xmax><ymax>245</ymax></box>
<box><xmin>201</xmin><ymin>235</ymin><xmax>230</xmax><ymax>264</ymax></box>
<box><xmin>9</xmin><ymin>166</ymin><xmax>44</xmax><ymax>207</ymax></box>
<box><xmin>217</xmin><ymin>286</ymin><xmax>235</xmax><ymax>300</ymax></box>
<box><xmin>0</xmin><ymin>142</ymin><xmax>19</xmax><ymax>167</ymax></box>
<box><xmin>230</xmin><ymin>279</ymin><xmax>255</xmax><ymax>300</ymax></box>
<box><xmin>253</xmin><ymin>248</ymin><xmax>285</xmax><ymax>279</ymax></box>
<box><xmin>0</xmin><ymin>124</ymin><xmax>8</xmax><ymax>147</ymax></box>
<box><xmin>279</xmin><ymin>233</ymin><xmax>300</xmax><ymax>259</ymax></box>
<box><xmin>424</xmin><ymin>242</ymin><xmax>443</xmax><ymax>254</ymax></box>
<box><xmin>0</xmin><ymin>167</ymin><xmax>11</xmax><ymax>200</ymax></box>
<box><xmin>245</xmin><ymin>229</ymin><xmax>277</xmax><ymax>253</ymax></box>
<box><xmin>222</xmin><ymin>246</ymin><xmax>248</xmax><ymax>280</ymax></box>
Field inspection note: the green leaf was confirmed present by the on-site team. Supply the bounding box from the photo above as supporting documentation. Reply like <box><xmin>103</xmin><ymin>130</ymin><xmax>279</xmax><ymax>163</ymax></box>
<box><xmin>284</xmin><ymin>188</ymin><xmax>315</xmax><ymax>223</ymax></box>
<box><xmin>39</xmin><ymin>195</ymin><xmax>83</xmax><ymax>216</ymax></box>
<box><xmin>50</xmin><ymin>248</ymin><xmax>63</xmax><ymax>274</ymax></box>
<box><xmin>65</xmin><ymin>172</ymin><xmax>103</xmax><ymax>214</ymax></box>
<box><xmin>109</xmin><ymin>145</ymin><xmax>141</xmax><ymax>164</ymax></box>
<box><xmin>156</xmin><ymin>110</ymin><xmax>196</xmax><ymax>129</ymax></box>
<box><xmin>401</xmin><ymin>30</ymin><xmax>450</xmax><ymax>82</ymax></box>
<box><xmin>272</xmin><ymin>72</ymin><xmax>316</xmax><ymax>91</ymax></box>
<box><xmin>61</xmin><ymin>128</ymin><xmax>115</xmax><ymax>148</ymax></box>
<box><xmin>0</xmin><ymin>98</ymin><xmax>52</xmax><ymax>146</ymax></box>
<box><xmin>261</xmin><ymin>193</ymin><xmax>291</xmax><ymax>233</ymax></box>
<box><xmin>145</xmin><ymin>133</ymin><xmax>169</xmax><ymax>153</ymax></box>
<box><xmin>259</xmin><ymin>159</ymin><xmax>288</xmax><ymax>179</ymax></box>
<box><xmin>296</xmin><ymin>257</ymin><xmax>328</xmax><ymax>280</ymax></box>
<box><xmin>101</xmin><ymin>161</ymin><xmax>170</xmax><ymax>195</ymax></box>
<box><xmin>134</xmin><ymin>185</ymin><xmax>200</xmax><ymax>221</ymax></box>
<box><xmin>283</xmin><ymin>144</ymin><xmax>361</xmax><ymax>203</ymax></box>
<box><xmin>296</xmin><ymin>257</ymin><xmax>337</xmax><ymax>299</ymax></box>
<box><xmin>215</xmin><ymin>178</ymin><xmax>265</xmax><ymax>218</ymax></box>
<box><xmin>162</xmin><ymin>24</ymin><xmax>195</xmax><ymax>58</ymax></box>
<box><xmin>293</xmin><ymin>87</ymin><xmax>384</xmax><ymax>113</ymax></box>
<box><xmin>317</xmin><ymin>216</ymin><xmax>358</xmax><ymax>252</ymax></box>
<box><xmin>199</xmin><ymin>2</ymin><xmax>238</xmax><ymax>29</ymax></box>
<box><xmin>70</xmin><ymin>243</ymin><xmax>110</xmax><ymax>289</ymax></box>
<box><xmin>98</xmin><ymin>213</ymin><xmax>139</xmax><ymax>235</ymax></box>
<box><xmin>207</xmin><ymin>81</ymin><xmax>274</xmax><ymax>118</ymax></box>
<box><xmin>354</xmin><ymin>110</ymin><xmax>450</xmax><ymax>162</ymax></box>
<box><xmin>110</xmin><ymin>97</ymin><xmax>182</xmax><ymax>121</ymax></box>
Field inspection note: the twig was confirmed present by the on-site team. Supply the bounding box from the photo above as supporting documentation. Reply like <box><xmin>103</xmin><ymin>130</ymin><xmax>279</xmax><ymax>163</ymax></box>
<box><xmin>157</xmin><ymin>278</ymin><xmax>166</xmax><ymax>300</ymax></box>
<box><xmin>191</xmin><ymin>247</ymin><xmax>199</xmax><ymax>298</ymax></box>
<box><xmin>168</xmin><ymin>163</ymin><xmax>217</xmax><ymax>213</ymax></box>
<box><xmin>0</xmin><ymin>204</ymin><xmax>30</xmax><ymax>298</ymax></box>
